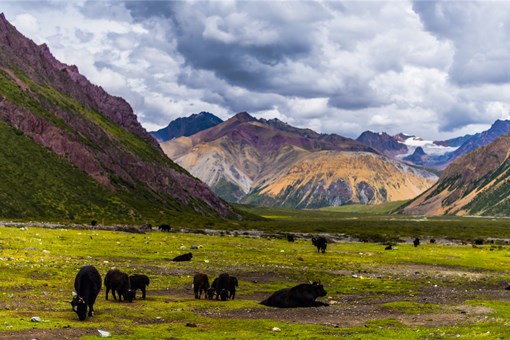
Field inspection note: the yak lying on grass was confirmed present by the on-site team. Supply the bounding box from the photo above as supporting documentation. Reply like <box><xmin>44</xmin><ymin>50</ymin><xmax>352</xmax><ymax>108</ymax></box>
<box><xmin>104</xmin><ymin>269</ymin><xmax>134</xmax><ymax>302</ymax></box>
<box><xmin>129</xmin><ymin>274</ymin><xmax>150</xmax><ymax>299</ymax></box>
<box><xmin>260</xmin><ymin>282</ymin><xmax>328</xmax><ymax>308</ymax></box>
<box><xmin>173</xmin><ymin>252</ymin><xmax>193</xmax><ymax>262</ymax></box>
<box><xmin>71</xmin><ymin>265</ymin><xmax>102</xmax><ymax>320</ymax></box>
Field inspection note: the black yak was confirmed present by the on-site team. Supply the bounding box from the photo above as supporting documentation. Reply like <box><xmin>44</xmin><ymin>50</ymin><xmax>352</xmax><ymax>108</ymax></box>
<box><xmin>413</xmin><ymin>238</ymin><xmax>420</xmax><ymax>247</ymax></box>
<box><xmin>173</xmin><ymin>252</ymin><xmax>193</xmax><ymax>262</ymax></box>
<box><xmin>71</xmin><ymin>265</ymin><xmax>102</xmax><ymax>320</ymax></box>
<box><xmin>158</xmin><ymin>224</ymin><xmax>171</xmax><ymax>232</ymax></box>
<box><xmin>287</xmin><ymin>234</ymin><xmax>295</xmax><ymax>242</ymax></box>
<box><xmin>260</xmin><ymin>282</ymin><xmax>328</xmax><ymax>308</ymax></box>
<box><xmin>312</xmin><ymin>236</ymin><xmax>327</xmax><ymax>253</ymax></box>
<box><xmin>213</xmin><ymin>273</ymin><xmax>230</xmax><ymax>301</ymax></box>
<box><xmin>129</xmin><ymin>274</ymin><xmax>150</xmax><ymax>299</ymax></box>
<box><xmin>104</xmin><ymin>269</ymin><xmax>134</xmax><ymax>302</ymax></box>
<box><xmin>228</xmin><ymin>276</ymin><xmax>239</xmax><ymax>300</ymax></box>
<box><xmin>193</xmin><ymin>273</ymin><xmax>210</xmax><ymax>299</ymax></box>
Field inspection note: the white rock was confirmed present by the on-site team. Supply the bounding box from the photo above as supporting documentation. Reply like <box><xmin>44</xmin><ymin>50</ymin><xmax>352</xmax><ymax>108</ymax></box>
<box><xmin>272</xmin><ymin>327</ymin><xmax>281</xmax><ymax>332</ymax></box>
<box><xmin>98</xmin><ymin>330</ymin><xmax>111</xmax><ymax>337</ymax></box>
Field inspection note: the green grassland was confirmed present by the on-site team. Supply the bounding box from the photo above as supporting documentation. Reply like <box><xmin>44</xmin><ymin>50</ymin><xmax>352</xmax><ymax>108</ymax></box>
<box><xmin>1</xmin><ymin>223</ymin><xmax>510</xmax><ymax>339</ymax></box>
<box><xmin>235</xmin><ymin>205</ymin><xmax>510</xmax><ymax>242</ymax></box>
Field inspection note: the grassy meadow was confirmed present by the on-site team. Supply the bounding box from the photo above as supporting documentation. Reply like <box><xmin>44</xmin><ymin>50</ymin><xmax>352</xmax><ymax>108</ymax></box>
<box><xmin>1</xmin><ymin>211</ymin><xmax>510</xmax><ymax>339</ymax></box>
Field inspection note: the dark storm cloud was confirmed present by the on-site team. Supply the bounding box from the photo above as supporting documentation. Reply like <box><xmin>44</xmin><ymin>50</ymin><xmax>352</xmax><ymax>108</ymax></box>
<box><xmin>167</xmin><ymin>1</ymin><xmax>328</xmax><ymax>95</ymax></box>
<box><xmin>124</xmin><ymin>1</ymin><xmax>176</xmax><ymax>19</ymax></box>
<box><xmin>5</xmin><ymin>0</ymin><xmax>510</xmax><ymax>140</ymax></box>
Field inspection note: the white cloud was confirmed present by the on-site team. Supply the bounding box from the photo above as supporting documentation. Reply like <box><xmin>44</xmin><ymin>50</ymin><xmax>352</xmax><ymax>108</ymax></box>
<box><xmin>2</xmin><ymin>0</ymin><xmax>510</xmax><ymax>141</ymax></box>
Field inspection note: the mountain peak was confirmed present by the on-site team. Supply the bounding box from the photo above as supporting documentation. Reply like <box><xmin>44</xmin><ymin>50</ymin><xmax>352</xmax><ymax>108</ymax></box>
<box><xmin>151</xmin><ymin>112</ymin><xmax>223</xmax><ymax>142</ymax></box>
<box><xmin>231</xmin><ymin>111</ymin><xmax>256</xmax><ymax>122</ymax></box>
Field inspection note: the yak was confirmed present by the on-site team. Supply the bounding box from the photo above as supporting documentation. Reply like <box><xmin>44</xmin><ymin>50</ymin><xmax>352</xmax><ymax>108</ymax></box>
<box><xmin>71</xmin><ymin>265</ymin><xmax>102</xmax><ymax>320</ymax></box>
<box><xmin>193</xmin><ymin>273</ymin><xmax>210</xmax><ymax>299</ymax></box>
<box><xmin>260</xmin><ymin>282</ymin><xmax>328</xmax><ymax>308</ymax></box>
<box><xmin>104</xmin><ymin>269</ymin><xmax>134</xmax><ymax>302</ymax></box>
<box><xmin>173</xmin><ymin>252</ymin><xmax>193</xmax><ymax>262</ymax></box>
<box><xmin>129</xmin><ymin>274</ymin><xmax>150</xmax><ymax>299</ymax></box>
<box><xmin>212</xmin><ymin>273</ymin><xmax>230</xmax><ymax>301</ymax></box>
<box><xmin>158</xmin><ymin>224</ymin><xmax>171</xmax><ymax>232</ymax></box>
<box><xmin>312</xmin><ymin>236</ymin><xmax>327</xmax><ymax>253</ymax></box>
<box><xmin>228</xmin><ymin>276</ymin><xmax>239</xmax><ymax>300</ymax></box>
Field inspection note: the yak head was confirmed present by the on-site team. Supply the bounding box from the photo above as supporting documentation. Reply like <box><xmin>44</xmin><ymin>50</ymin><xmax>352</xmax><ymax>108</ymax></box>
<box><xmin>71</xmin><ymin>291</ymin><xmax>87</xmax><ymax>321</ymax></box>
<box><xmin>125</xmin><ymin>289</ymin><xmax>135</xmax><ymax>303</ymax></box>
<box><xmin>311</xmin><ymin>281</ymin><xmax>327</xmax><ymax>298</ymax></box>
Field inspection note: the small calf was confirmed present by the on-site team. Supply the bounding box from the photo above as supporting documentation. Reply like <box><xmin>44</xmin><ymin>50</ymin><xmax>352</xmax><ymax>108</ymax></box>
<box><xmin>129</xmin><ymin>274</ymin><xmax>150</xmax><ymax>299</ymax></box>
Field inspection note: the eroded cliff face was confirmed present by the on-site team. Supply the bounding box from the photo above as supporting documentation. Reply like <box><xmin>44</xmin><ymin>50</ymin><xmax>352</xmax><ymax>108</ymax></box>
<box><xmin>0</xmin><ymin>13</ymin><xmax>236</xmax><ymax>218</ymax></box>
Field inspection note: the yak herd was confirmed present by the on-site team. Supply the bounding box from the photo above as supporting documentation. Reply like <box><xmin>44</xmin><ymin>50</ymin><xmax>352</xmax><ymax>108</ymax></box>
<box><xmin>71</xmin><ymin>234</ymin><xmax>330</xmax><ymax>320</ymax></box>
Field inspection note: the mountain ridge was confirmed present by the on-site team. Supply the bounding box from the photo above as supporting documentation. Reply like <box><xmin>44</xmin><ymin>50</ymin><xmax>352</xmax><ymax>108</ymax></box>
<box><xmin>0</xmin><ymin>13</ymin><xmax>238</xmax><ymax>221</ymax></box>
<box><xmin>161</xmin><ymin>112</ymin><xmax>437</xmax><ymax>208</ymax></box>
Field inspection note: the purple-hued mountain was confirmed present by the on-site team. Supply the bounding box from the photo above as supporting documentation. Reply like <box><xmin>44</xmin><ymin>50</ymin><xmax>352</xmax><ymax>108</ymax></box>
<box><xmin>356</xmin><ymin>131</ymin><xmax>408</xmax><ymax>156</ymax></box>
<box><xmin>151</xmin><ymin>112</ymin><xmax>223</xmax><ymax>142</ymax></box>
<box><xmin>434</xmin><ymin>134</ymin><xmax>476</xmax><ymax>148</ymax></box>
<box><xmin>161</xmin><ymin>112</ymin><xmax>437</xmax><ymax>208</ymax></box>
<box><xmin>445</xmin><ymin>120</ymin><xmax>510</xmax><ymax>162</ymax></box>
<box><xmin>0</xmin><ymin>13</ymin><xmax>237</xmax><ymax>220</ymax></box>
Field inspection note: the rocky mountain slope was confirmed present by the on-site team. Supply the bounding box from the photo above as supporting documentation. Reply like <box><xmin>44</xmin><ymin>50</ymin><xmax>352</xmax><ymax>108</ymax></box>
<box><xmin>399</xmin><ymin>131</ymin><xmax>510</xmax><ymax>216</ymax></box>
<box><xmin>0</xmin><ymin>13</ymin><xmax>238</xmax><ymax>222</ymax></box>
<box><xmin>356</xmin><ymin>131</ymin><xmax>408</xmax><ymax>156</ymax></box>
<box><xmin>161</xmin><ymin>112</ymin><xmax>437</xmax><ymax>208</ymax></box>
<box><xmin>357</xmin><ymin>121</ymin><xmax>510</xmax><ymax>169</ymax></box>
<box><xmin>151</xmin><ymin>111</ymin><xmax>223</xmax><ymax>142</ymax></box>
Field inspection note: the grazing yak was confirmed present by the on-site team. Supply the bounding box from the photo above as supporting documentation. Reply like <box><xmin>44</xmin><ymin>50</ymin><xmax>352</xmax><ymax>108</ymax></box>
<box><xmin>212</xmin><ymin>273</ymin><xmax>230</xmax><ymax>301</ymax></box>
<box><xmin>312</xmin><ymin>236</ymin><xmax>327</xmax><ymax>253</ymax></box>
<box><xmin>193</xmin><ymin>273</ymin><xmax>210</xmax><ymax>299</ymax></box>
<box><xmin>104</xmin><ymin>269</ymin><xmax>134</xmax><ymax>302</ymax></box>
<box><xmin>173</xmin><ymin>252</ymin><xmax>193</xmax><ymax>262</ymax></box>
<box><xmin>71</xmin><ymin>265</ymin><xmax>102</xmax><ymax>320</ymax></box>
<box><xmin>206</xmin><ymin>286</ymin><xmax>216</xmax><ymax>300</ymax></box>
<box><xmin>158</xmin><ymin>224</ymin><xmax>171</xmax><ymax>232</ymax></box>
<box><xmin>287</xmin><ymin>234</ymin><xmax>295</xmax><ymax>242</ymax></box>
<box><xmin>260</xmin><ymin>282</ymin><xmax>328</xmax><ymax>308</ymax></box>
<box><xmin>413</xmin><ymin>238</ymin><xmax>420</xmax><ymax>247</ymax></box>
<box><xmin>228</xmin><ymin>276</ymin><xmax>239</xmax><ymax>300</ymax></box>
<box><xmin>129</xmin><ymin>274</ymin><xmax>150</xmax><ymax>299</ymax></box>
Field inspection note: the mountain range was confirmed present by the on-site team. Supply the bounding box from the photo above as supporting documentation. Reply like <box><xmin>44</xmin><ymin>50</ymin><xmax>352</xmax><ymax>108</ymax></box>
<box><xmin>0</xmin><ymin>13</ymin><xmax>238</xmax><ymax>222</ymax></box>
<box><xmin>160</xmin><ymin>112</ymin><xmax>437</xmax><ymax>208</ymax></box>
<box><xmin>399</xmin><ymin>131</ymin><xmax>510</xmax><ymax>216</ymax></box>
<box><xmin>355</xmin><ymin>120</ymin><xmax>510</xmax><ymax>169</ymax></box>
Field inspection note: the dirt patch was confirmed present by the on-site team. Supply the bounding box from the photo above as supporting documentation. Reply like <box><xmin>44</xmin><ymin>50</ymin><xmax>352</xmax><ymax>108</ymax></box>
<box><xmin>0</xmin><ymin>327</ymin><xmax>94</xmax><ymax>340</ymax></box>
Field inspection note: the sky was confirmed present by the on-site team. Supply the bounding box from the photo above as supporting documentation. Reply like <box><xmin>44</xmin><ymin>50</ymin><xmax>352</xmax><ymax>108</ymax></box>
<box><xmin>2</xmin><ymin>0</ymin><xmax>510</xmax><ymax>140</ymax></box>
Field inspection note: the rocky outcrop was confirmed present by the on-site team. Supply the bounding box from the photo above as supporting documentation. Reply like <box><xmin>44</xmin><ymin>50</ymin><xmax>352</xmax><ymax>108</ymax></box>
<box><xmin>356</xmin><ymin>131</ymin><xmax>408</xmax><ymax>156</ymax></box>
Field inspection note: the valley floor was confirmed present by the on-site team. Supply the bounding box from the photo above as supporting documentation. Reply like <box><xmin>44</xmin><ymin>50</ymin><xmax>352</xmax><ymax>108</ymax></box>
<box><xmin>0</xmin><ymin>223</ymin><xmax>509</xmax><ymax>339</ymax></box>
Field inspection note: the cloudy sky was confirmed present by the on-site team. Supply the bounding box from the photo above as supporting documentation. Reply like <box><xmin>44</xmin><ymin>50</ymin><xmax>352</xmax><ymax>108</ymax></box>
<box><xmin>2</xmin><ymin>0</ymin><xmax>510</xmax><ymax>140</ymax></box>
